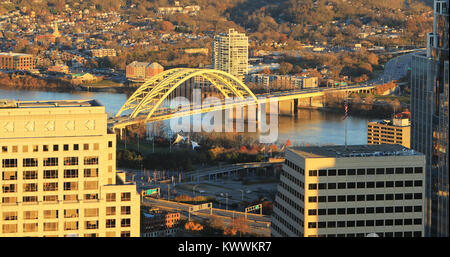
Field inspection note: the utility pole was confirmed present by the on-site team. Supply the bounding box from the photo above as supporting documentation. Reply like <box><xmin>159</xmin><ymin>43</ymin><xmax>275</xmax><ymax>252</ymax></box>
<box><xmin>167</xmin><ymin>184</ymin><xmax>170</xmax><ymax>201</ymax></box>
<box><xmin>226</xmin><ymin>193</ymin><xmax>228</xmax><ymax>211</ymax></box>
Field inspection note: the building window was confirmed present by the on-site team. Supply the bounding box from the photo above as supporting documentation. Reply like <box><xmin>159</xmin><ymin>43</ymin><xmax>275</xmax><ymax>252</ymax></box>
<box><xmin>2</xmin><ymin>159</ymin><xmax>17</xmax><ymax>168</ymax></box>
<box><xmin>84</xmin><ymin>181</ymin><xmax>98</xmax><ymax>190</ymax></box>
<box><xmin>63</xmin><ymin>182</ymin><xmax>78</xmax><ymax>191</ymax></box>
<box><xmin>64</xmin><ymin>169</ymin><xmax>78</xmax><ymax>178</ymax></box>
<box><xmin>64</xmin><ymin>209</ymin><xmax>79</xmax><ymax>218</ymax></box>
<box><xmin>23</xmin><ymin>183</ymin><xmax>38</xmax><ymax>192</ymax></box>
<box><xmin>23</xmin><ymin>211</ymin><xmax>38</xmax><ymax>220</ymax></box>
<box><xmin>108</xmin><ymin>141</ymin><xmax>113</xmax><ymax>148</ymax></box>
<box><xmin>44</xmin><ymin>222</ymin><xmax>58</xmax><ymax>232</ymax></box>
<box><xmin>2</xmin><ymin>171</ymin><xmax>17</xmax><ymax>181</ymax></box>
<box><xmin>73</xmin><ymin>144</ymin><xmax>79</xmax><ymax>151</ymax></box>
<box><xmin>2</xmin><ymin>211</ymin><xmax>18</xmax><ymax>221</ymax></box>
<box><xmin>64</xmin><ymin>221</ymin><xmax>78</xmax><ymax>231</ymax></box>
<box><xmin>121</xmin><ymin>192</ymin><xmax>131</xmax><ymax>201</ymax></box>
<box><xmin>63</xmin><ymin>144</ymin><xmax>69</xmax><ymax>151</ymax></box>
<box><xmin>106</xmin><ymin>193</ymin><xmax>116</xmax><ymax>202</ymax></box>
<box><xmin>85</xmin><ymin>194</ymin><xmax>98</xmax><ymax>200</ymax></box>
<box><xmin>308</xmin><ymin>170</ymin><xmax>317</xmax><ymax>176</ymax></box>
<box><xmin>84</xmin><ymin>168</ymin><xmax>98</xmax><ymax>178</ymax></box>
<box><xmin>2</xmin><ymin>184</ymin><xmax>16</xmax><ymax>193</ymax></box>
<box><xmin>53</xmin><ymin>145</ymin><xmax>59</xmax><ymax>151</ymax></box>
<box><xmin>23</xmin><ymin>158</ymin><xmax>38</xmax><ymax>167</ymax></box>
<box><xmin>43</xmin><ymin>170</ymin><xmax>58</xmax><ymax>179</ymax></box>
<box><xmin>43</xmin><ymin>145</ymin><xmax>49</xmax><ymax>152</ymax></box>
<box><xmin>22</xmin><ymin>170</ymin><xmax>37</xmax><ymax>180</ymax></box>
<box><xmin>3</xmin><ymin>224</ymin><xmax>18</xmax><ymax>233</ymax></box>
<box><xmin>328</xmin><ymin>170</ymin><xmax>336</xmax><ymax>176</ymax></box>
<box><xmin>23</xmin><ymin>196</ymin><xmax>38</xmax><ymax>203</ymax></box>
<box><xmin>43</xmin><ymin>182</ymin><xmax>58</xmax><ymax>191</ymax></box>
<box><xmin>84</xmin><ymin>156</ymin><xmax>98</xmax><ymax>165</ymax></box>
<box><xmin>64</xmin><ymin>157</ymin><xmax>78</xmax><ymax>166</ymax></box>
<box><xmin>85</xmin><ymin>208</ymin><xmax>99</xmax><ymax>217</ymax></box>
<box><xmin>120</xmin><ymin>231</ymin><xmax>130</xmax><ymax>237</ymax></box>
<box><xmin>84</xmin><ymin>144</ymin><xmax>89</xmax><ymax>150</ymax></box>
<box><xmin>121</xmin><ymin>218</ymin><xmax>131</xmax><ymax>228</ymax></box>
<box><xmin>106</xmin><ymin>207</ymin><xmax>116</xmax><ymax>216</ymax></box>
<box><xmin>43</xmin><ymin>195</ymin><xmax>58</xmax><ymax>202</ymax></box>
<box><xmin>121</xmin><ymin>206</ymin><xmax>131</xmax><ymax>215</ymax></box>
<box><xmin>43</xmin><ymin>157</ymin><xmax>58</xmax><ymax>166</ymax></box>
<box><xmin>23</xmin><ymin>223</ymin><xmax>38</xmax><ymax>232</ymax></box>
<box><xmin>44</xmin><ymin>210</ymin><xmax>58</xmax><ymax>219</ymax></box>
<box><xmin>106</xmin><ymin>219</ymin><xmax>116</xmax><ymax>228</ymax></box>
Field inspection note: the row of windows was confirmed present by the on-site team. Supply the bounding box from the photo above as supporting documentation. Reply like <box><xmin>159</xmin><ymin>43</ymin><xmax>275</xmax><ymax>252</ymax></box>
<box><xmin>312</xmin><ymin>231</ymin><xmax>422</xmax><ymax>237</ymax></box>
<box><xmin>0</xmin><ymin>142</ymin><xmax>113</xmax><ymax>154</ymax></box>
<box><xmin>307</xmin><ymin>180</ymin><xmax>423</xmax><ymax>190</ymax></box>
<box><xmin>281</xmin><ymin>170</ymin><xmax>304</xmax><ymax>189</ymax></box>
<box><xmin>307</xmin><ymin>205</ymin><xmax>423</xmax><ymax>216</ymax></box>
<box><xmin>308</xmin><ymin>193</ymin><xmax>423</xmax><ymax>203</ymax></box>
<box><xmin>2</xmin><ymin>219</ymin><xmax>131</xmax><ymax>233</ymax></box>
<box><xmin>308</xmin><ymin>167</ymin><xmax>423</xmax><ymax>177</ymax></box>
<box><xmin>2</xmin><ymin>207</ymin><xmax>131</xmax><ymax>221</ymax></box>
<box><xmin>2</xmin><ymin>181</ymin><xmax>99</xmax><ymax>193</ymax></box>
<box><xmin>284</xmin><ymin>160</ymin><xmax>423</xmax><ymax>177</ymax></box>
<box><xmin>2</xmin><ymin>157</ymin><xmax>99</xmax><ymax>168</ymax></box>
<box><xmin>278</xmin><ymin>180</ymin><xmax>304</xmax><ymax>202</ymax></box>
<box><xmin>307</xmin><ymin>218</ymin><xmax>422</xmax><ymax>229</ymax></box>
<box><xmin>271</xmin><ymin>212</ymin><xmax>303</xmax><ymax>237</ymax></box>
<box><xmin>276</xmin><ymin>191</ymin><xmax>304</xmax><ymax>215</ymax></box>
<box><xmin>1</xmin><ymin>192</ymin><xmax>131</xmax><ymax>204</ymax></box>
<box><xmin>2</xmin><ymin>168</ymin><xmax>98</xmax><ymax>180</ymax></box>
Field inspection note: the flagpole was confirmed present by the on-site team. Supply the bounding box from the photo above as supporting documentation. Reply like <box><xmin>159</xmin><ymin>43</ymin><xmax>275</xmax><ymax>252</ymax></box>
<box><xmin>345</xmin><ymin>84</ymin><xmax>348</xmax><ymax>149</ymax></box>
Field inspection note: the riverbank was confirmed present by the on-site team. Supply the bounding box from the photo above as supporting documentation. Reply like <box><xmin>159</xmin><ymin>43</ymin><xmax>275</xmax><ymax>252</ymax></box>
<box><xmin>0</xmin><ymin>72</ymin><xmax>134</xmax><ymax>94</ymax></box>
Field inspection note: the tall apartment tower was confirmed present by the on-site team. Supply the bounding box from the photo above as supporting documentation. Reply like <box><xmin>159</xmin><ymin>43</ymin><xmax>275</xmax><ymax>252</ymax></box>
<box><xmin>410</xmin><ymin>0</ymin><xmax>448</xmax><ymax>237</ymax></box>
<box><xmin>271</xmin><ymin>145</ymin><xmax>426</xmax><ymax>237</ymax></box>
<box><xmin>212</xmin><ymin>28</ymin><xmax>248</xmax><ymax>80</ymax></box>
<box><xmin>0</xmin><ymin>99</ymin><xmax>140</xmax><ymax>237</ymax></box>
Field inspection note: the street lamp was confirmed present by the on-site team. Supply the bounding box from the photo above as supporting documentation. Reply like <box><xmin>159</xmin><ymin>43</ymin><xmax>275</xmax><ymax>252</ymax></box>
<box><xmin>238</xmin><ymin>189</ymin><xmax>244</xmax><ymax>201</ymax></box>
<box><xmin>193</xmin><ymin>184</ymin><xmax>199</xmax><ymax>197</ymax></box>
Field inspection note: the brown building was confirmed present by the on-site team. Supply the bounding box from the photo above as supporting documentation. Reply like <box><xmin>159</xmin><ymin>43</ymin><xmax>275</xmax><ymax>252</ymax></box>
<box><xmin>367</xmin><ymin>114</ymin><xmax>411</xmax><ymax>148</ymax></box>
<box><xmin>0</xmin><ymin>52</ymin><xmax>34</xmax><ymax>71</ymax></box>
<box><xmin>126</xmin><ymin>61</ymin><xmax>164</xmax><ymax>82</ymax></box>
<box><xmin>140</xmin><ymin>209</ymin><xmax>180</xmax><ymax>237</ymax></box>
<box><xmin>90</xmin><ymin>49</ymin><xmax>116</xmax><ymax>58</ymax></box>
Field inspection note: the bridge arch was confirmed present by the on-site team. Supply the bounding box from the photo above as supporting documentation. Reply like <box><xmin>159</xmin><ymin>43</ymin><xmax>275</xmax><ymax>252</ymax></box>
<box><xmin>116</xmin><ymin>68</ymin><xmax>259</xmax><ymax>120</ymax></box>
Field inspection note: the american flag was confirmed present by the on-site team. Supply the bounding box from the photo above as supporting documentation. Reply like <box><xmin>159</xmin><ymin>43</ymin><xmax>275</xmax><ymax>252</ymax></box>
<box><xmin>343</xmin><ymin>100</ymin><xmax>348</xmax><ymax>120</ymax></box>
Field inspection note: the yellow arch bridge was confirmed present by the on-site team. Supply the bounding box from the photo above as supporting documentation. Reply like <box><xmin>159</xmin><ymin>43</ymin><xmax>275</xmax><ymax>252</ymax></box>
<box><xmin>110</xmin><ymin>68</ymin><xmax>376</xmax><ymax>130</ymax></box>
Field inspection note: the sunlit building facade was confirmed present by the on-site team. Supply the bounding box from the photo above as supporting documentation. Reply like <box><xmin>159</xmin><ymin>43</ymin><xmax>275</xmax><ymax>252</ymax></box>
<box><xmin>0</xmin><ymin>99</ymin><xmax>140</xmax><ymax>237</ymax></box>
<box><xmin>212</xmin><ymin>28</ymin><xmax>248</xmax><ymax>80</ymax></box>
<box><xmin>410</xmin><ymin>0</ymin><xmax>448</xmax><ymax>237</ymax></box>
<box><xmin>271</xmin><ymin>144</ymin><xmax>425</xmax><ymax>237</ymax></box>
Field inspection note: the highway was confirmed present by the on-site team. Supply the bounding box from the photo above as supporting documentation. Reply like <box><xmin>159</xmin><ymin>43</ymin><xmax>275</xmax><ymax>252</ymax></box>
<box><xmin>142</xmin><ymin>197</ymin><xmax>271</xmax><ymax>236</ymax></box>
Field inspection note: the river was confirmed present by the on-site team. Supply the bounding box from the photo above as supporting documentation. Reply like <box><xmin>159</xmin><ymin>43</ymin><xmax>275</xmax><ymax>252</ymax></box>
<box><xmin>0</xmin><ymin>87</ymin><xmax>375</xmax><ymax>146</ymax></box>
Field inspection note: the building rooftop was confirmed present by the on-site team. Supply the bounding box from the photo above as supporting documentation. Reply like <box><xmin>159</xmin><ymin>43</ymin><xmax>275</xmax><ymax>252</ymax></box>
<box><xmin>0</xmin><ymin>52</ymin><xmax>32</xmax><ymax>57</ymax></box>
<box><xmin>290</xmin><ymin>144</ymin><xmax>421</xmax><ymax>159</ymax></box>
<box><xmin>0</xmin><ymin>99</ymin><xmax>102</xmax><ymax>109</ymax></box>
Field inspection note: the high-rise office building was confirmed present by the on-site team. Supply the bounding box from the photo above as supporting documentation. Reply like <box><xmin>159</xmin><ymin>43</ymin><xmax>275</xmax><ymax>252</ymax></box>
<box><xmin>212</xmin><ymin>28</ymin><xmax>248</xmax><ymax>80</ymax></box>
<box><xmin>271</xmin><ymin>144</ymin><xmax>425</xmax><ymax>237</ymax></box>
<box><xmin>0</xmin><ymin>99</ymin><xmax>140</xmax><ymax>237</ymax></box>
<box><xmin>410</xmin><ymin>0</ymin><xmax>448</xmax><ymax>237</ymax></box>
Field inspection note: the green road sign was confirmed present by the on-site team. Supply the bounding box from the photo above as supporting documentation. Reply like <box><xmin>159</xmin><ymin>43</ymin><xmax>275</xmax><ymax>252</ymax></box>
<box><xmin>145</xmin><ymin>188</ymin><xmax>158</xmax><ymax>195</ymax></box>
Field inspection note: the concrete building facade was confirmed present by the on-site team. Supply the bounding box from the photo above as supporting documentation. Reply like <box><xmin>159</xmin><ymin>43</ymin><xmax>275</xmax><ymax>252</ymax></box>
<box><xmin>367</xmin><ymin>117</ymin><xmax>411</xmax><ymax>148</ymax></box>
<box><xmin>212</xmin><ymin>29</ymin><xmax>248</xmax><ymax>80</ymax></box>
<box><xmin>0</xmin><ymin>99</ymin><xmax>140</xmax><ymax>237</ymax></box>
<box><xmin>271</xmin><ymin>144</ymin><xmax>425</xmax><ymax>237</ymax></box>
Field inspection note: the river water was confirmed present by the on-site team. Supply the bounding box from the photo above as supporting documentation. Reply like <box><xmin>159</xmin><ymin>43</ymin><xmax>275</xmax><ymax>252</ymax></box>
<box><xmin>0</xmin><ymin>87</ymin><xmax>373</xmax><ymax>146</ymax></box>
